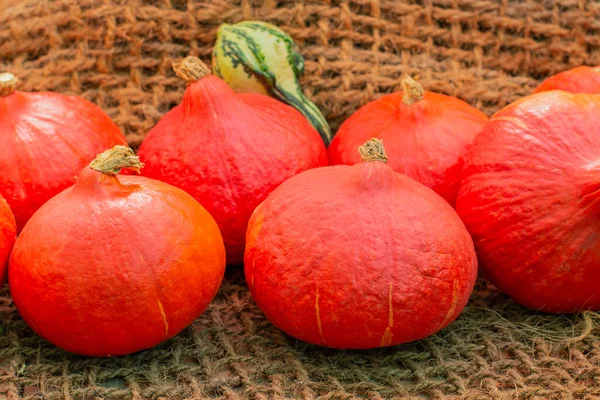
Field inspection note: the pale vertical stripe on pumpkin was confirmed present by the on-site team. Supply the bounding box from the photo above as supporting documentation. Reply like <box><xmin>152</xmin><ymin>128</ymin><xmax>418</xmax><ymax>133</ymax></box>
<box><xmin>380</xmin><ymin>283</ymin><xmax>394</xmax><ymax>347</ymax></box>
<box><xmin>315</xmin><ymin>288</ymin><xmax>327</xmax><ymax>346</ymax></box>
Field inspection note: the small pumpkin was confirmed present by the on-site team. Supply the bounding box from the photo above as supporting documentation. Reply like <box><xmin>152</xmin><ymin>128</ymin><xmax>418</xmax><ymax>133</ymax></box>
<box><xmin>0</xmin><ymin>73</ymin><xmax>127</xmax><ymax>231</ymax></box>
<box><xmin>245</xmin><ymin>139</ymin><xmax>477</xmax><ymax>348</ymax></box>
<box><xmin>0</xmin><ymin>195</ymin><xmax>16</xmax><ymax>284</ymax></box>
<box><xmin>138</xmin><ymin>57</ymin><xmax>328</xmax><ymax>265</ymax></box>
<box><xmin>212</xmin><ymin>21</ymin><xmax>332</xmax><ymax>144</ymax></box>
<box><xmin>456</xmin><ymin>91</ymin><xmax>600</xmax><ymax>313</ymax></box>
<box><xmin>534</xmin><ymin>66</ymin><xmax>600</xmax><ymax>94</ymax></box>
<box><xmin>328</xmin><ymin>76</ymin><xmax>488</xmax><ymax>206</ymax></box>
<box><xmin>9</xmin><ymin>146</ymin><xmax>226</xmax><ymax>356</ymax></box>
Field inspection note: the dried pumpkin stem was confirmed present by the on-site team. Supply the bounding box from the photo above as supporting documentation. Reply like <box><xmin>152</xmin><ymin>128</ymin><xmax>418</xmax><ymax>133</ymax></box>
<box><xmin>173</xmin><ymin>56</ymin><xmax>212</xmax><ymax>84</ymax></box>
<box><xmin>90</xmin><ymin>145</ymin><xmax>144</xmax><ymax>176</ymax></box>
<box><xmin>0</xmin><ymin>73</ymin><xmax>19</xmax><ymax>96</ymax></box>
<box><xmin>358</xmin><ymin>138</ymin><xmax>388</xmax><ymax>163</ymax></box>
<box><xmin>401</xmin><ymin>75</ymin><xmax>424</xmax><ymax>105</ymax></box>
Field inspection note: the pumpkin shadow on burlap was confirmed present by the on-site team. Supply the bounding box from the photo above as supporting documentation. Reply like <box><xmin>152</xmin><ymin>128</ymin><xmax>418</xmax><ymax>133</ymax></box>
<box><xmin>0</xmin><ymin>268</ymin><xmax>597</xmax><ymax>399</ymax></box>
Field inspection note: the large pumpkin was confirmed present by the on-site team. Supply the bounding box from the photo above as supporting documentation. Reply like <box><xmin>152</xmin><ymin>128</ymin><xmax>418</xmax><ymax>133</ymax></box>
<box><xmin>245</xmin><ymin>139</ymin><xmax>477</xmax><ymax>348</ymax></box>
<box><xmin>138</xmin><ymin>57</ymin><xmax>328</xmax><ymax>265</ymax></box>
<box><xmin>0</xmin><ymin>195</ymin><xmax>16</xmax><ymax>284</ymax></box>
<box><xmin>328</xmin><ymin>76</ymin><xmax>488</xmax><ymax>206</ymax></box>
<box><xmin>0</xmin><ymin>73</ymin><xmax>127</xmax><ymax>231</ymax></box>
<box><xmin>456</xmin><ymin>91</ymin><xmax>600</xmax><ymax>313</ymax></box>
<box><xmin>9</xmin><ymin>146</ymin><xmax>226</xmax><ymax>356</ymax></box>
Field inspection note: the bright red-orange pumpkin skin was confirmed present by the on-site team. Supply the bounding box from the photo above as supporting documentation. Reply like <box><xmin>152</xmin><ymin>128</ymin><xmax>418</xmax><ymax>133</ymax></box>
<box><xmin>456</xmin><ymin>91</ymin><xmax>600</xmax><ymax>313</ymax></box>
<box><xmin>245</xmin><ymin>154</ymin><xmax>477</xmax><ymax>348</ymax></box>
<box><xmin>0</xmin><ymin>80</ymin><xmax>127</xmax><ymax>231</ymax></box>
<box><xmin>9</xmin><ymin>153</ymin><xmax>225</xmax><ymax>356</ymax></box>
<box><xmin>534</xmin><ymin>66</ymin><xmax>600</xmax><ymax>94</ymax></box>
<box><xmin>328</xmin><ymin>82</ymin><xmax>488</xmax><ymax>206</ymax></box>
<box><xmin>138</xmin><ymin>60</ymin><xmax>328</xmax><ymax>265</ymax></box>
<box><xmin>0</xmin><ymin>195</ymin><xmax>16</xmax><ymax>284</ymax></box>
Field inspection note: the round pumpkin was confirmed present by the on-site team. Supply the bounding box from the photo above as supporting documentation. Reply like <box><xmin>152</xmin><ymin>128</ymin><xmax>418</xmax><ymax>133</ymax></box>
<box><xmin>245</xmin><ymin>139</ymin><xmax>478</xmax><ymax>348</ymax></box>
<box><xmin>0</xmin><ymin>73</ymin><xmax>128</xmax><ymax>231</ymax></box>
<box><xmin>9</xmin><ymin>146</ymin><xmax>226</xmax><ymax>356</ymax></box>
<box><xmin>456</xmin><ymin>91</ymin><xmax>600</xmax><ymax>313</ymax></box>
<box><xmin>328</xmin><ymin>76</ymin><xmax>488</xmax><ymax>206</ymax></box>
<box><xmin>0</xmin><ymin>195</ymin><xmax>16</xmax><ymax>284</ymax></box>
<box><xmin>534</xmin><ymin>66</ymin><xmax>600</xmax><ymax>94</ymax></box>
<box><xmin>138</xmin><ymin>57</ymin><xmax>328</xmax><ymax>265</ymax></box>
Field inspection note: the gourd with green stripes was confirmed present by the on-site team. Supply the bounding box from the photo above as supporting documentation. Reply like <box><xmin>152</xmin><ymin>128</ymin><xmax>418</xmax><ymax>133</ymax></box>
<box><xmin>212</xmin><ymin>21</ymin><xmax>332</xmax><ymax>145</ymax></box>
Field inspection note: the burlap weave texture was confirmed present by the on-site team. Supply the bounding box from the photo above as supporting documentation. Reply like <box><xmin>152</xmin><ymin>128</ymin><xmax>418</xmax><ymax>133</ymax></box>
<box><xmin>1</xmin><ymin>0</ymin><xmax>600</xmax><ymax>399</ymax></box>
<box><xmin>2</xmin><ymin>0</ymin><xmax>600</xmax><ymax>149</ymax></box>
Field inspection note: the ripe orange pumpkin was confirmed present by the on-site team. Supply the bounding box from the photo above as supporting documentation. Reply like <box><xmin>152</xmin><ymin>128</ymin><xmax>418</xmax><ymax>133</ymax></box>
<box><xmin>0</xmin><ymin>73</ymin><xmax>127</xmax><ymax>231</ymax></box>
<box><xmin>245</xmin><ymin>139</ymin><xmax>478</xmax><ymax>348</ymax></box>
<box><xmin>138</xmin><ymin>57</ymin><xmax>328</xmax><ymax>265</ymax></box>
<box><xmin>456</xmin><ymin>91</ymin><xmax>600</xmax><ymax>313</ymax></box>
<box><xmin>328</xmin><ymin>76</ymin><xmax>488</xmax><ymax>206</ymax></box>
<box><xmin>0</xmin><ymin>195</ymin><xmax>16</xmax><ymax>284</ymax></box>
<box><xmin>534</xmin><ymin>66</ymin><xmax>600</xmax><ymax>94</ymax></box>
<box><xmin>9</xmin><ymin>146</ymin><xmax>226</xmax><ymax>356</ymax></box>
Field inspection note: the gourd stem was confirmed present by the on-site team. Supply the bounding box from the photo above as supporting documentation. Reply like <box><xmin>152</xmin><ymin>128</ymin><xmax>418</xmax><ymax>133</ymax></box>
<box><xmin>401</xmin><ymin>75</ymin><xmax>424</xmax><ymax>105</ymax></box>
<box><xmin>90</xmin><ymin>145</ymin><xmax>144</xmax><ymax>176</ymax></box>
<box><xmin>0</xmin><ymin>73</ymin><xmax>19</xmax><ymax>96</ymax></box>
<box><xmin>173</xmin><ymin>57</ymin><xmax>212</xmax><ymax>84</ymax></box>
<box><xmin>358</xmin><ymin>138</ymin><xmax>388</xmax><ymax>163</ymax></box>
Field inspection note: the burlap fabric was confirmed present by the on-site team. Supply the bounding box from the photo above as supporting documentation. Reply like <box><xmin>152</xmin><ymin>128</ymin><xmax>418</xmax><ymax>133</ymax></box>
<box><xmin>1</xmin><ymin>0</ymin><xmax>600</xmax><ymax>398</ymax></box>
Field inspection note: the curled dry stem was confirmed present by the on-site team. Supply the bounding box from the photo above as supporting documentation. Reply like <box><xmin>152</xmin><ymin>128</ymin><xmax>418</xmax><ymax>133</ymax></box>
<box><xmin>358</xmin><ymin>138</ymin><xmax>388</xmax><ymax>163</ymax></box>
<box><xmin>173</xmin><ymin>56</ymin><xmax>212</xmax><ymax>84</ymax></box>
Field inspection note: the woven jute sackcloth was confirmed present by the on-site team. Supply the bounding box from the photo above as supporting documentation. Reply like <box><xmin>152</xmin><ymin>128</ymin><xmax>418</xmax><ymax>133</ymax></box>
<box><xmin>1</xmin><ymin>1</ymin><xmax>600</xmax><ymax>399</ymax></box>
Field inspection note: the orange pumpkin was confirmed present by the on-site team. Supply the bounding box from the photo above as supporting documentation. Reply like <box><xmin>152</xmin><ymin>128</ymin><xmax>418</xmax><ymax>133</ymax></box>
<box><xmin>0</xmin><ymin>73</ymin><xmax>127</xmax><ymax>231</ymax></box>
<box><xmin>138</xmin><ymin>57</ymin><xmax>328</xmax><ymax>265</ymax></box>
<box><xmin>9</xmin><ymin>146</ymin><xmax>226</xmax><ymax>356</ymax></box>
<box><xmin>328</xmin><ymin>76</ymin><xmax>488</xmax><ymax>206</ymax></box>
<box><xmin>456</xmin><ymin>91</ymin><xmax>600</xmax><ymax>313</ymax></box>
<box><xmin>245</xmin><ymin>139</ymin><xmax>477</xmax><ymax>348</ymax></box>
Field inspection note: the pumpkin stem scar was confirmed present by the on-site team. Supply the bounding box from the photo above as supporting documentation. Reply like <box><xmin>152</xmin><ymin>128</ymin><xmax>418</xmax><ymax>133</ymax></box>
<box><xmin>89</xmin><ymin>145</ymin><xmax>144</xmax><ymax>176</ymax></box>
<box><xmin>400</xmin><ymin>75</ymin><xmax>424</xmax><ymax>106</ymax></box>
<box><xmin>0</xmin><ymin>72</ymin><xmax>18</xmax><ymax>96</ymax></box>
<box><xmin>315</xmin><ymin>288</ymin><xmax>327</xmax><ymax>346</ymax></box>
<box><xmin>380</xmin><ymin>283</ymin><xmax>394</xmax><ymax>347</ymax></box>
<box><xmin>172</xmin><ymin>56</ymin><xmax>212</xmax><ymax>85</ymax></box>
<box><xmin>157</xmin><ymin>299</ymin><xmax>169</xmax><ymax>337</ymax></box>
<box><xmin>358</xmin><ymin>138</ymin><xmax>388</xmax><ymax>163</ymax></box>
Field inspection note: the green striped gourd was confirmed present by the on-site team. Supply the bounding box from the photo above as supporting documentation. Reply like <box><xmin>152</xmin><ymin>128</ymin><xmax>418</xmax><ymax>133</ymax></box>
<box><xmin>212</xmin><ymin>20</ymin><xmax>332</xmax><ymax>145</ymax></box>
